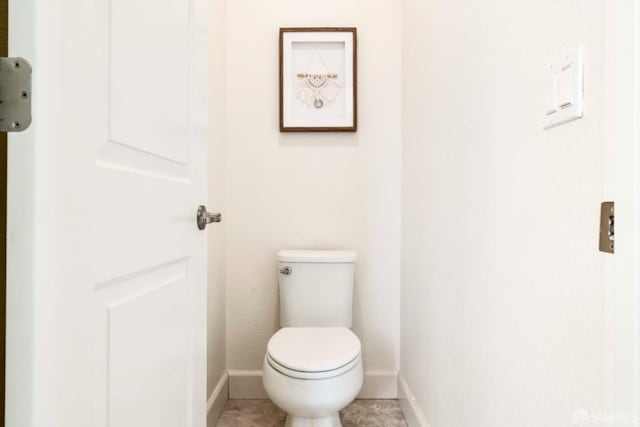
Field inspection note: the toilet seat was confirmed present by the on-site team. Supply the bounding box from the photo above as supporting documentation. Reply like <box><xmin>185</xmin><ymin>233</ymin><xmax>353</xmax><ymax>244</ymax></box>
<box><xmin>266</xmin><ymin>352</ymin><xmax>360</xmax><ymax>380</ymax></box>
<box><xmin>266</xmin><ymin>327</ymin><xmax>361</xmax><ymax>380</ymax></box>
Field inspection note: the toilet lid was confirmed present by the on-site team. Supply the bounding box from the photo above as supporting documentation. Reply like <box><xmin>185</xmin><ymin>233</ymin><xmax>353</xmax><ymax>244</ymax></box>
<box><xmin>267</xmin><ymin>327</ymin><xmax>361</xmax><ymax>373</ymax></box>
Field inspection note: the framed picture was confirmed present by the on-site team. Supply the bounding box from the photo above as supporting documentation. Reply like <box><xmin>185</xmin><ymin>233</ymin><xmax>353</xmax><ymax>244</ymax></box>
<box><xmin>279</xmin><ymin>27</ymin><xmax>357</xmax><ymax>132</ymax></box>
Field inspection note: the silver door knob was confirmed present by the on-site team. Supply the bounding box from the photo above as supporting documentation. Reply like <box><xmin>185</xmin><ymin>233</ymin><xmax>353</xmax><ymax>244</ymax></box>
<box><xmin>197</xmin><ymin>205</ymin><xmax>222</xmax><ymax>230</ymax></box>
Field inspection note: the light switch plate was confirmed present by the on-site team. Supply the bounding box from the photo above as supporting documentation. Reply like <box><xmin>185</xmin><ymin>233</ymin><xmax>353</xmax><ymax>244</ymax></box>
<box><xmin>544</xmin><ymin>46</ymin><xmax>584</xmax><ymax>129</ymax></box>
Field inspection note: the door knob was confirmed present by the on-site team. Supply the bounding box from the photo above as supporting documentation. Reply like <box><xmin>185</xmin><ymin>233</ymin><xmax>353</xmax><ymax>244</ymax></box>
<box><xmin>197</xmin><ymin>205</ymin><xmax>222</xmax><ymax>230</ymax></box>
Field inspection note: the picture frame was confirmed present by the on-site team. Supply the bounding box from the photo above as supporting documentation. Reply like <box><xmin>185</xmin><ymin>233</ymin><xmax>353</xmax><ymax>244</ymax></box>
<box><xmin>279</xmin><ymin>27</ymin><xmax>357</xmax><ymax>132</ymax></box>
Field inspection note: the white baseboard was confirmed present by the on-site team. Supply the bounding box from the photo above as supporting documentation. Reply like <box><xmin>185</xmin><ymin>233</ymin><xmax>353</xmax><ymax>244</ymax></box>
<box><xmin>207</xmin><ymin>373</ymin><xmax>229</xmax><ymax>427</ymax></box>
<box><xmin>228</xmin><ymin>370</ymin><xmax>398</xmax><ymax>400</ymax></box>
<box><xmin>398</xmin><ymin>374</ymin><xmax>430</xmax><ymax>427</ymax></box>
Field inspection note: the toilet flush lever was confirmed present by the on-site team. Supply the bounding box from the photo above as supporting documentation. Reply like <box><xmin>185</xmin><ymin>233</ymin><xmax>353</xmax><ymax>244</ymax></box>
<box><xmin>279</xmin><ymin>267</ymin><xmax>291</xmax><ymax>275</ymax></box>
<box><xmin>197</xmin><ymin>205</ymin><xmax>222</xmax><ymax>230</ymax></box>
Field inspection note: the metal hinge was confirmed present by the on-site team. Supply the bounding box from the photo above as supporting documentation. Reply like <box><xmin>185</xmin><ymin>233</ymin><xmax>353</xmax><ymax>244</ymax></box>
<box><xmin>599</xmin><ymin>201</ymin><xmax>614</xmax><ymax>253</ymax></box>
<box><xmin>0</xmin><ymin>57</ymin><xmax>32</xmax><ymax>132</ymax></box>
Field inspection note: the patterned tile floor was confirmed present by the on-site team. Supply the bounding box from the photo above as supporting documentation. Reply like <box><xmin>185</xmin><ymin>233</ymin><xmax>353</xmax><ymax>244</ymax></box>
<box><xmin>216</xmin><ymin>399</ymin><xmax>408</xmax><ymax>427</ymax></box>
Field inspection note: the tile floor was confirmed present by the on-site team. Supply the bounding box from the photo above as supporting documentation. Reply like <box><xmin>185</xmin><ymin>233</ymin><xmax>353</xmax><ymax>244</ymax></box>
<box><xmin>216</xmin><ymin>399</ymin><xmax>408</xmax><ymax>427</ymax></box>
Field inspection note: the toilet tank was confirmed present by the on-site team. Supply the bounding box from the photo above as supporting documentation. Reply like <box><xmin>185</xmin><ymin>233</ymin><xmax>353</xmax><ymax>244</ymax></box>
<box><xmin>278</xmin><ymin>250</ymin><xmax>357</xmax><ymax>328</ymax></box>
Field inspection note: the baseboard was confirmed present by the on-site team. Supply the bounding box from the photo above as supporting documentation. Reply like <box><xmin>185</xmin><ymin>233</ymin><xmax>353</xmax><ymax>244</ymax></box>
<box><xmin>206</xmin><ymin>373</ymin><xmax>229</xmax><ymax>427</ymax></box>
<box><xmin>398</xmin><ymin>374</ymin><xmax>430</xmax><ymax>427</ymax></box>
<box><xmin>228</xmin><ymin>370</ymin><xmax>398</xmax><ymax>400</ymax></box>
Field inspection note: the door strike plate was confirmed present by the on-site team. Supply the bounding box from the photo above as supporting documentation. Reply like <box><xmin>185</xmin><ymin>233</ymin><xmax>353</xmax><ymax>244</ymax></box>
<box><xmin>0</xmin><ymin>57</ymin><xmax>32</xmax><ymax>132</ymax></box>
<box><xmin>599</xmin><ymin>201</ymin><xmax>614</xmax><ymax>253</ymax></box>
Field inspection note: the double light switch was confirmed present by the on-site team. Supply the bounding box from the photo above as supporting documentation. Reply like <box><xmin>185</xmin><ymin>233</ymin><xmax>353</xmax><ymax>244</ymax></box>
<box><xmin>544</xmin><ymin>46</ymin><xmax>584</xmax><ymax>129</ymax></box>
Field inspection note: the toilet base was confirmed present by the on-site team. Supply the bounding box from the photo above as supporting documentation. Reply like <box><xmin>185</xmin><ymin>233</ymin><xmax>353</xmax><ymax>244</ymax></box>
<box><xmin>285</xmin><ymin>413</ymin><xmax>341</xmax><ymax>427</ymax></box>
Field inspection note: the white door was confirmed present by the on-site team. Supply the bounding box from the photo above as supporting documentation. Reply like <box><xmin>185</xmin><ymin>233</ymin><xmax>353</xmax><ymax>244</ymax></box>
<box><xmin>604</xmin><ymin>0</ymin><xmax>640</xmax><ymax>423</ymax></box>
<box><xmin>6</xmin><ymin>0</ymin><xmax>210</xmax><ymax>426</ymax></box>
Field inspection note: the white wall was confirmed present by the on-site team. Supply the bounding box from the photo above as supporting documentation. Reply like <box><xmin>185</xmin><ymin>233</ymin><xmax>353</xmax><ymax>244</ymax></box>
<box><xmin>224</xmin><ymin>0</ymin><xmax>402</xmax><ymax>379</ymax></box>
<box><xmin>401</xmin><ymin>1</ymin><xmax>605</xmax><ymax>426</ymax></box>
<box><xmin>207</xmin><ymin>0</ymin><xmax>227</xmax><ymax>410</ymax></box>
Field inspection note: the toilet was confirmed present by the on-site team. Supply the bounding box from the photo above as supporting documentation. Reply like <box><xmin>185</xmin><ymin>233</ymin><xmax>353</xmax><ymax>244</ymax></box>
<box><xmin>262</xmin><ymin>250</ymin><xmax>363</xmax><ymax>427</ymax></box>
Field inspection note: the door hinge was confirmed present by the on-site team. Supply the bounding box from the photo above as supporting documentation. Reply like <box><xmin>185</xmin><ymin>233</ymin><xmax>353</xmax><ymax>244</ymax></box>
<box><xmin>0</xmin><ymin>57</ymin><xmax>32</xmax><ymax>132</ymax></box>
<box><xmin>599</xmin><ymin>201</ymin><xmax>614</xmax><ymax>253</ymax></box>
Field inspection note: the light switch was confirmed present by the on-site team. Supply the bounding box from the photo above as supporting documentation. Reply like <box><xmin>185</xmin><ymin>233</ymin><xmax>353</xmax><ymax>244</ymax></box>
<box><xmin>544</xmin><ymin>46</ymin><xmax>584</xmax><ymax>130</ymax></box>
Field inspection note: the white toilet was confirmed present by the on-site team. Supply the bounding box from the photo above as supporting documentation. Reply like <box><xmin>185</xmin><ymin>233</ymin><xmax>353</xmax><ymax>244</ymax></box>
<box><xmin>262</xmin><ymin>250</ymin><xmax>363</xmax><ymax>427</ymax></box>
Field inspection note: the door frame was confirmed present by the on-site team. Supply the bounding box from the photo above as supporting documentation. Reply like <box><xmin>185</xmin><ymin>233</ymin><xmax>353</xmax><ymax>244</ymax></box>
<box><xmin>5</xmin><ymin>0</ymin><xmax>37</xmax><ymax>422</ymax></box>
<box><xmin>604</xmin><ymin>0</ymin><xmax>640</xmax><ymax>424</ymax></box>
<box><xmin>0</xmin><ymin>0</ymin><xmax>6</xmax><ymax>424</ymax></box>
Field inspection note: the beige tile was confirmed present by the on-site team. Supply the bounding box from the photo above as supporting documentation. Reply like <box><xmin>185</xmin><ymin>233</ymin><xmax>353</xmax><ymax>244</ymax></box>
<box><xmin>340</xmin><ymin>400</ymin><xmax>408</xmax><ymax>427</ymax></box>
<box><xmin>216</xmin><ymin>399</ymin><xmax>407</xmax><ymax>427</ymax></box>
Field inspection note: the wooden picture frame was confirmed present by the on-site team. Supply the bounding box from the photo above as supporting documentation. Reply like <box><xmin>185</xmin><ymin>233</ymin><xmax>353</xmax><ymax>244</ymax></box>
<box><xmin>279</xmin><ymin>27</ymin><xmax>357</xmax><ymax>132</ymax></box>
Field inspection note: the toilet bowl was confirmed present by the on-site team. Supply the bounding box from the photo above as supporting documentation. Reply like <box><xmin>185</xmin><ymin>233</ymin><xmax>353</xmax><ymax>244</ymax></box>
<box><xmin>263</xmin><ymin>250</ymin><xmax>362</xmax><ymax>427</ymax></box>
<box><xmin>262</xmin><ymin>327</ymin><xmax>363</xmax><ymax>427</ymax></box>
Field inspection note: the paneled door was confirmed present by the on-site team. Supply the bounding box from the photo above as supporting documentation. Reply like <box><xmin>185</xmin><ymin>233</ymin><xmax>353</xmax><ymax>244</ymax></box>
<box><xmin>6</xmin><ymin>0</ymin><xmax>210</xmax><ymax>426</ymax></box>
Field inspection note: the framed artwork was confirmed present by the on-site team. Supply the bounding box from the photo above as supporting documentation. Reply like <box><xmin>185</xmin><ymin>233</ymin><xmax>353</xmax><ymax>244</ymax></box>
<box><xmin>279</xmin><ymin>27</ymin><xmax>357</xmax><ymax>132</ymax></box>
